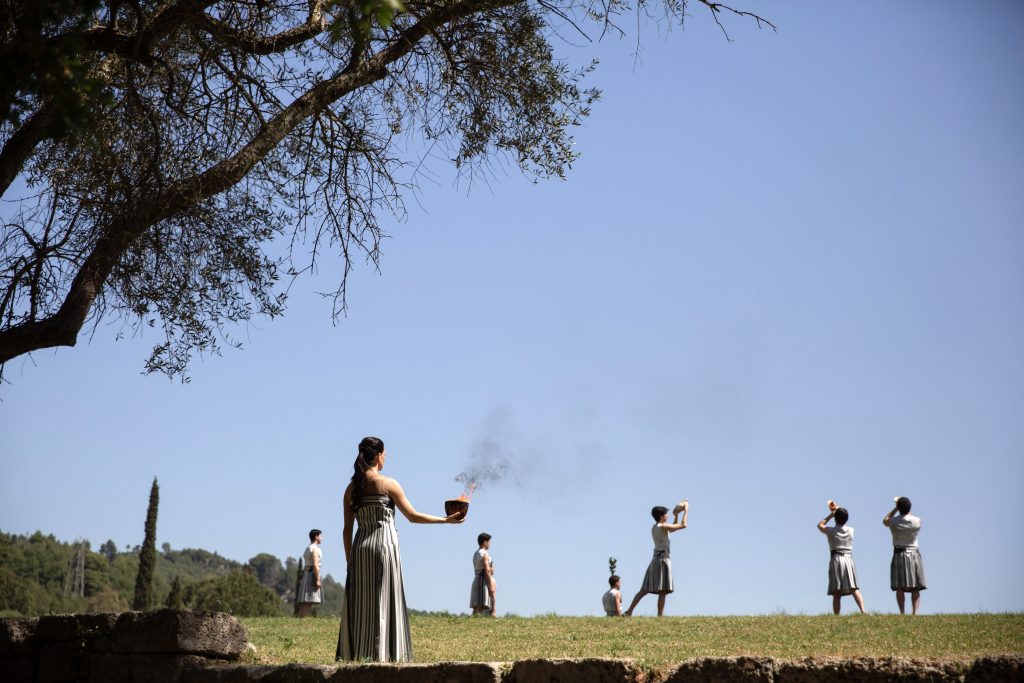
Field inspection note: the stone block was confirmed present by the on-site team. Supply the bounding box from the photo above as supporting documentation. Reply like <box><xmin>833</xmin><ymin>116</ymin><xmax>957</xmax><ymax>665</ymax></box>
<box><xmin>505</xmin><ymin>658</ymin><xmax>636</xmax><ymax>683</ymax></box>
<box><xmin>0</xmin><ymin>656</ymin><xmax>37</xmax><ymax>682</ymax></box>
<box><xmin>332</xmin><ymin>662</ymin><xmax>503</xmax><ymax>683</ymax></box>
<box><xmin>187</xmin><ymin>662</ymin><xmax>504</xmax><ymax>683</ymax></box>
<box><xmin>185</xmin><ymin>664</ymin><xmax>335</xmax><ymax>683</ymax></box>
<box><xmin>37</xmin><ymin>640</ymin><xmax>91</xmax><ymax>683</ymax></box>
<box><xmin>87</xmin><ymin>653</ymin><xmax>217</xmax><ymax>683</ymax></box>
<box><xmin>663</xmin><ymin>656</ymin><xmax>777</xmax><ymax>682</ymax></box>
<box><xmin>775</xmin><ymin>657</ymin><xmax>966</xmax><ymax>683</ymax></box>
<box><xmin>0</xmin><ymin>617</ymin><xmax>39</xmax><ymax>658</ymax></box>
<box><xmin>111</xmin><ymin>610</ymin><xmax>247</xmax><ymax>659</ymax></box>
<box><xmin>966</xmin><ymin>655</ymin><xmax>1024</xmax><ymax>682</ymax></box>
<box><xmin>35</xmin><ymin>613</ymin><xmax>119</xmax><ymax>642</ymax></box>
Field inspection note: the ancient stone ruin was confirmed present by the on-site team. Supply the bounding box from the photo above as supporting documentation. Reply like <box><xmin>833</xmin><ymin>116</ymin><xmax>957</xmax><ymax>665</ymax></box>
<box><xmin>1</xmin><ymin>610</ymin><xmax>1021</xmax><ymax>682</ymax></box>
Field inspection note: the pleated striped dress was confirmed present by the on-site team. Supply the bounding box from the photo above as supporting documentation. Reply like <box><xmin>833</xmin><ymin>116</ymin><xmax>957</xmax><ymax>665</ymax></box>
<box><xmin>336</xmin><ymin>494</ymin><xmax>412</xmax><ymax>662</ymax></box>
<box><xmin>641</xmin><ymin>524</ymin><xmax>674</xmax><ymax>594</ymax></box>
<box><xmin>823</xmin><ymin>524</ymin><xmax>859</xmax><ymax>596</ymax></box>
<box><xmin>469</xmin><ymin>548</ymin><xmax>492</xmax><ymax>610</ymax></box>
<box><xmin>889</xmin><ymin>514</ymin><xmax>927</xmax><ymax>591</ymax></box>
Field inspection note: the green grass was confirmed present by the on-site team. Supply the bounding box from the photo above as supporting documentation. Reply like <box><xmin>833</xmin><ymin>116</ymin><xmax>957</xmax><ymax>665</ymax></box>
<box><xmin>242</xmin><ymin>613</ymin><xmax>1024</xmax><ymax>668</ymax></box>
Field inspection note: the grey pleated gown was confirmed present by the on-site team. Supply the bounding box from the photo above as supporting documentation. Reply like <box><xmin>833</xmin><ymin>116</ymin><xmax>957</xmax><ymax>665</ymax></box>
<box><xmin>297</xmin><ymin>543</ymin><xmax>324</xmax><ymax>604</ymax></box>
<box><xmin>889</xmin><ymin>514</ymin><xmax>927</xmax><ymax>591</ymax></box>
<box><xmin>641</xmin><ymin>524</ymin><xmax>674</xmax><ymax>594</ymax></box>
<box><xmin>336</xmin><ymin>494</ymin><xmax>412</xmax><ymax>662</ymax></box>
<box><xmin>824</xmin><ymin>525</ymin><xmax>859</xmax><ymax>596</ymax></box>
<box><xmin>469</xmin><ymin>548</ymin><xmax>492</xmax><ymax>610</ymax></box>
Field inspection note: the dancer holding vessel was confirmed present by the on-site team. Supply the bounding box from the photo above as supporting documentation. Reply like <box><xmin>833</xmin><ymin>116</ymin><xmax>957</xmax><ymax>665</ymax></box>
<box><xmin>336</xmin><ymin>437</ymin><xmax>464</xmax><ymax>662</ymax></box>
<box><xmin>884</xmin><ymin>496</ymin><xmax>926</xmax><ymax>615</ymax></box>
<box><xmin>817</xmin><ymin>502</ymin><xmax>866</xmax><ymax>614</ymax></box>
<box><xmin>625</xmin><ymin>499</ymin><xmax>688</xmax><ymax>617</ymax></box>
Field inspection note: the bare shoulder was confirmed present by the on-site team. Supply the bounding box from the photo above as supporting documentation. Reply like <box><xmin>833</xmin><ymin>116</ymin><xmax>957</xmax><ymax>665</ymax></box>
<box><xmin>378</xmin><ymin>474</ymin><xmax>402</xmax><ymax>495</ymax></box>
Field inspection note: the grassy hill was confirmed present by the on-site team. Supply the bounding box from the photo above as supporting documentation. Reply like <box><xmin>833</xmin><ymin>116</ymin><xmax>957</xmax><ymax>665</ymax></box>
<box><xmin>0</xmin><ymin>530</ymin><xmax>343</xmax><ymax>617</ymax></box>
<box><xmin>243</xmin><ymin>613</ymin><xmax>1024</xmax><ymax>667</ymax></box>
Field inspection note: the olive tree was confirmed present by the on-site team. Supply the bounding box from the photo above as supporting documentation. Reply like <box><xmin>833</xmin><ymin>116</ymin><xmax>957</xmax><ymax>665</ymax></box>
<box><xmin>0</xmin><ymin>0</ymin><xmax>771</xmax><ymax>379</ymax></box>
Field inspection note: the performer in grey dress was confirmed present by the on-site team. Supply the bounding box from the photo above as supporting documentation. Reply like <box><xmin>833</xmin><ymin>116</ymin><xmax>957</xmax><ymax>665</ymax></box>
<box><xmin>337</xmin><ymin>437</ymin><xmax>464</xmax><ymax>662</ymax></box>
<box><xmin>817</xmin><ymin>505</ymin><xmax>865</xmax><ymax>614</ymax></box>
<box><xmin>884</xmin><ymin>496</ymin><xmax>926</xmax><ymax>615</ymax></box>
<box><xmin>295</xmin><ymin>528</ymin><xmax>324</xmax><ymax>617</ymax></box>
<box><xmin>624</xmin><ymin>500</ymin><xmax>688</xmax><ymax>617</ymax></box>
<box><xmin>469</xmin><ymin>532</ymin><xmax>495</xmax><ymax>615</ymax></box>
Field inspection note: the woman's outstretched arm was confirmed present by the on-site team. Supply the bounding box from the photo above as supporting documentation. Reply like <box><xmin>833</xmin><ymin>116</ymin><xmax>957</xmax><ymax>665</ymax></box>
<box><xmin>387</xmin><ymin>478</ymin><xmax>464</xmax><ymax>524</ymax></box>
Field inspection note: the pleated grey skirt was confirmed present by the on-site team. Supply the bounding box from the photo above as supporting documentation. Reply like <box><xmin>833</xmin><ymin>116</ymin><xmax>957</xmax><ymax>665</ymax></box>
<box><xmin>641</xmin><ymin>551</ymin><xmax>674</xmax><ymax>594</ymax></box>
<box><xmin>890</xmin><ymin>547</ymin><xmax>927</xmax><ymax>591</ymax></box>
<box><xmin>827</xmin><ymin>552</ymin><xmax>859</xmax><ymax>596</ymax></box>
<box><xmin>297</xmin><ymin>569</ymin><xmax>323</xmax><ymax>604</ymax></box>
<box><xmin>470</xmin><ymin>572</ymin><xmax>492</xmax><ymax>610</ymax></box>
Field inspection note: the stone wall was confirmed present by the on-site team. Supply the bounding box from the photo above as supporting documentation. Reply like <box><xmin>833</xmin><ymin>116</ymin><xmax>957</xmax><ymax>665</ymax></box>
<box><xmin>0</xmin><ymin>610</ymin><xmax>245</xmax><ymax>682</ymax></box>
<box><xmin>1</xmin><ymin>611</ymin><xmax>1021</xmax><ymax>682</ymax></box>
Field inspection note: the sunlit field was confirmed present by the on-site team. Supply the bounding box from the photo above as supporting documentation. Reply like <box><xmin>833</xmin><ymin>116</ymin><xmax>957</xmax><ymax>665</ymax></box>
<box><xmin>242</xmin><ymin>613</ymin><xmax>1024</xmax><ymax>668</ymax></box>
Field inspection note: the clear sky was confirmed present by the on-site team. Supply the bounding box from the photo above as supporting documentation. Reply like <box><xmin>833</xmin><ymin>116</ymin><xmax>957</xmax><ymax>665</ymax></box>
<box><xmin>2</xmin><ymin>2</ymin><xmax>1022</xmax><ymax>617</ymax></box>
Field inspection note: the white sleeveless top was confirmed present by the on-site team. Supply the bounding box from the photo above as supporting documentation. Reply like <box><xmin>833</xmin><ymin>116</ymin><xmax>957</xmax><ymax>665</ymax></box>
<box><xmin>473</xmin><ymin>548</ymin><xmax>490</xmax><ymax>574</ymax></box>
<box><xmin>889</xmin><ymin>514</ymin><xmax>921</xmax><ymax>547</ymax></box>
<box><xmin>651</xmin><ymin>524</ymin><xmax>670</xmax><ymax>553</ymax></box>
<box><xmin>825</xmin><ymin>525</ymin><xmax>854</xmax><ymax>552</ymax></box>
<box><xmin>602</xmin><ymin>587</ymin><xmax>620</xmax><ymax>614</ymax></box>
<box><xmin>303</xmin><ymin>543</ymin><xmax>321</xmax><ymax>567</ymax></box>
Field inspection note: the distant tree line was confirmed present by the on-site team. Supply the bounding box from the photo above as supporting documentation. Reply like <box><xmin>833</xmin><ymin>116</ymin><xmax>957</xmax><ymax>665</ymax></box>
<box><xmin>0</xmin><ymin>530</ymin><xmax>344</xmax><ymax>618</ymax></box>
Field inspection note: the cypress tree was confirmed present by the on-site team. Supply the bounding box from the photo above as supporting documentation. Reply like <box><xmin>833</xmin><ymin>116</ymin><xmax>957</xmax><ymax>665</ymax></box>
<box><xmin>133</xmin><ymin>477</ymin><xmax>159</xmax><ymax>610</ymax></box>
<box><xmin>165</xmin><ymin>576</ymin><xmax>184</xmax><ymax>609</ymax></box>
<box><xmin>292</xmin><ymin>558</ymin><xmax>303</xmax><ymax>616</ymax></box>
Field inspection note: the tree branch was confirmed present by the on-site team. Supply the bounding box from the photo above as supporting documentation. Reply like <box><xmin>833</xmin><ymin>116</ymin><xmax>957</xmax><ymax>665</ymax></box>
<box><xmin>187</xmin><ymin>1</ymin><xmax>329</xmax><ymax>56</ymax></box>
<box><xmin>0</xmin><ymin>0</ymin><xmax>520</xmax><ymax>365</ymax></box>
<box><xmin>0</xmin><ymin>105</ymin><xmax>55</xmax><ymax>199</ymax></box>
<box><xmin>696</xmin><ymin>0</ymin><xmax>776</xmax><ymax>40</ymax></box>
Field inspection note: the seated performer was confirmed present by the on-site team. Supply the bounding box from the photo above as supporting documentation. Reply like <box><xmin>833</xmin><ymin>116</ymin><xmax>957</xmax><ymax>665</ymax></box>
<box><xmin>602</xmin><ymin>574</ymin><xmax>622</xmax><ymax>616</ymax></box>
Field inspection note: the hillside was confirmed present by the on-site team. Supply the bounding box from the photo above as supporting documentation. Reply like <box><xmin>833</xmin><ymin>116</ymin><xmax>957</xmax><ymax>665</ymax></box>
<box><xmin>0</xmin><ymin>530</ymin><xmax>343</xmax><ymax>617</ymax></box>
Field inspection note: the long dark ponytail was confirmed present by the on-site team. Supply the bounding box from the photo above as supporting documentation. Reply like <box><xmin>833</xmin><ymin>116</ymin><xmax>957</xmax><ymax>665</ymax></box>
<box><xmin>350</xmin><ymin>436</ymin><xmax>384</xmax><ymax>512</ymax></box>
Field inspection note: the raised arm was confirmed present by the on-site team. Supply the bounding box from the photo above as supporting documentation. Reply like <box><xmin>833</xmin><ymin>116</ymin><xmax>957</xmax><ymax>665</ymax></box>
<box><xmin>664</xmin><ymin>500</ymin><xmax>689</xmax><ymax>532</ymax></box>
<box><xmin>883</xmin><ymin>506</ymin><xmax>898</xmax><ymax>527</ymax></box>
<box><xmin>386</xmin><ymin>478</ymin><xmax>463</xmax><ymax>524</ymax></box>
<box><xmin>343</xmin><ymin>482</ymin><xmax>355</xmax><ymax>562</ymax></box>
<box><xmin>818</xmin><ymin>511</ymin><xmax>834</xmax><ymax>534</ymax></box>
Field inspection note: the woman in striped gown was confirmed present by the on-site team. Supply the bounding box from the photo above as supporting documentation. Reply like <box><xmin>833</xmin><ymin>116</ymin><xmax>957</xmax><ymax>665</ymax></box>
<box><xmin>336</xmin><ymin>437</ymin><xmax>464</xmax><ymax>662</ymax></box>
<box><xmin>624</xmin><ymin>500</ymin><xmax>688</xmax><ymax>616</ymax></box>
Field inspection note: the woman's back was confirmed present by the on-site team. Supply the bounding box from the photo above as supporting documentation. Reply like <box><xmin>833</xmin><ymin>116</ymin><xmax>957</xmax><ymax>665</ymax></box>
<box><xmin>353</xmin><ymin>494</ymin><xmax>400</xmax><ymax>543</ymax></box>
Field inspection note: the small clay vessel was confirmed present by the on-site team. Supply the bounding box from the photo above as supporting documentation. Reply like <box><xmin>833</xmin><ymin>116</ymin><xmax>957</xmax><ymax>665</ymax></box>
<box><xmin>445</xmin><ymin>499</ymin><xmax>469</xmax><ymax>518</ymax></box>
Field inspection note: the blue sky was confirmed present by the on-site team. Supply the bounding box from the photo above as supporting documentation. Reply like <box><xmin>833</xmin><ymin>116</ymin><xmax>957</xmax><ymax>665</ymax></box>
<box><xmin>1</xmin><ymin>2</ymin><xmax>1022</xmax><ymax>617</ymax></box>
